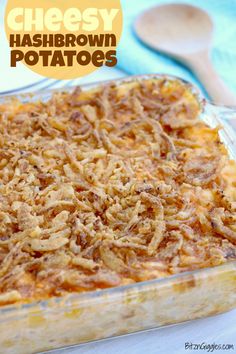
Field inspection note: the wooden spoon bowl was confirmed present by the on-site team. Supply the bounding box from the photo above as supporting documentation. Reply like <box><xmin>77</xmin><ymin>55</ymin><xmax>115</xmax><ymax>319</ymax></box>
<box><xmin>134</xmin><ymin>3</ymin><xmax>236</xmax><ymax>106</ymax></box>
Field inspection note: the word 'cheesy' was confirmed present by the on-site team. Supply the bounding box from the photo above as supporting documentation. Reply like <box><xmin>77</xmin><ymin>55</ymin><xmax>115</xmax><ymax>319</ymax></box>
<box><xmin>7</xmin><ymin>8</ymin><xmax>119</xmax><ymax>32</ymax></box>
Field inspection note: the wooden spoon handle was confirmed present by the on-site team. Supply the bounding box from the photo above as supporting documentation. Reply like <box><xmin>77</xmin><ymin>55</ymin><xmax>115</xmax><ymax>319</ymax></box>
<box><xmin>186</xmin><ymin>51</ymin><xmax>236</xmax><ymax>107</ymax></box>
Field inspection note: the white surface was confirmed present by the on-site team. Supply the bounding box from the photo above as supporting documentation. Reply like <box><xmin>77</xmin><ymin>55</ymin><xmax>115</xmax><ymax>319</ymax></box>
<box><xmin>52</xmin><ymin>310</ymin><xmax>236</xmax><ymax>354</ymax></box>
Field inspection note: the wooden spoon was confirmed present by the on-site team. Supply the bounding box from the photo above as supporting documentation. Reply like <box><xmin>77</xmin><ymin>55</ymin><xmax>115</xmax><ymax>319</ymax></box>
<box><xmin>134</xmin><ymin>3</ymin><xmax>236</xmax><ymax>106</ymax></box>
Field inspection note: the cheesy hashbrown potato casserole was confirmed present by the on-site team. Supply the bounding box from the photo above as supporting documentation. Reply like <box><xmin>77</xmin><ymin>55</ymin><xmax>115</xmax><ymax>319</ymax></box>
<box><xmin>0</xmin><ymin>78</ymin><xmax>236</xmax><ymax>306</ymax></box>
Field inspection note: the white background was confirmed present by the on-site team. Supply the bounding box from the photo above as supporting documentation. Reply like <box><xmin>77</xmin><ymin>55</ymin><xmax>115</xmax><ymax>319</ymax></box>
<box><xmin>54</xmin><ymin>311</ymin><xmax>236</xmax><ymax>354</ymax></box>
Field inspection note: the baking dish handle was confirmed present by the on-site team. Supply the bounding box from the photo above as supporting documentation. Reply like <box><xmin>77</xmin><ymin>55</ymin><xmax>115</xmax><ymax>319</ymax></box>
<box><xmin>216</xmin><ymin>105</ymin><xmax>236</xmax><ymax>130</ymax></box>
<box><xmin>204</xmin><ymin>102</ymin><xmax>236</xmax><ymax>131</ymax></box>
<box><xmin>203</xmin><ymin>102</ymin><xmax>236</xmax><ymax>160</ymax></box>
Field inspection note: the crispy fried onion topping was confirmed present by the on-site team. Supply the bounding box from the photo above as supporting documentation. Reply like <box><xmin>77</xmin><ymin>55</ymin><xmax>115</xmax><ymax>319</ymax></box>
<box><xmin>0</xmin><ymin>78</ymin><xmax>235</xmax><ymax>304</ymax></box>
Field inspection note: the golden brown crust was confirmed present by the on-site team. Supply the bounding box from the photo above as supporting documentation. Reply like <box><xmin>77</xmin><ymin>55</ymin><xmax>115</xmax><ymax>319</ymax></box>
<box><xmin>0</xmin><ymin>78</ymin><xmax>235</xmax><ymax>305</ymax></box>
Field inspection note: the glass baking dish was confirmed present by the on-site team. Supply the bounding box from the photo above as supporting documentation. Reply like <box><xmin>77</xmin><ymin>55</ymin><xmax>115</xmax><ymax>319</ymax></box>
<box><xmin>0</xmin><ymin>74</ymin><xmax>236</xmax><ymax>354</ymax></box>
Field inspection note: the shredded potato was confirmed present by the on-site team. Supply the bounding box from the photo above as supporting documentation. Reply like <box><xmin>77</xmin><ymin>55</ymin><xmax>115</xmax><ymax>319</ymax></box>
<box><xmin>0</xmin><ymin>78</ymin><xmax>235</xmax><ymax>305</ymax></box>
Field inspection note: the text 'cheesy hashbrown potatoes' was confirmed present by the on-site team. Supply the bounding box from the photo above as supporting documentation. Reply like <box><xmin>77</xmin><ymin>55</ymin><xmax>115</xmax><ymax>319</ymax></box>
<box><xmin>0</xmin><ymin>78</ymin><xmax>236</xmax><ymax>305</ymax></box>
